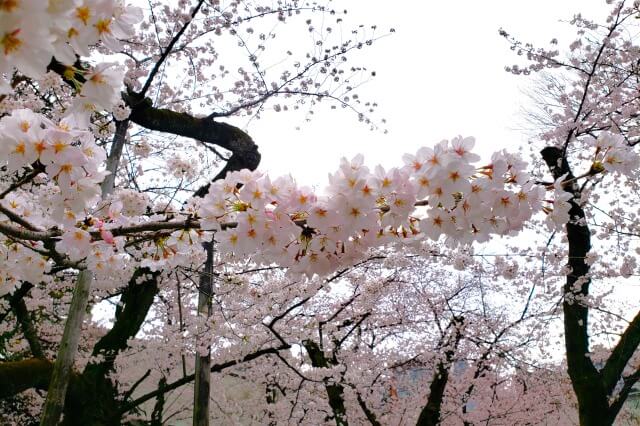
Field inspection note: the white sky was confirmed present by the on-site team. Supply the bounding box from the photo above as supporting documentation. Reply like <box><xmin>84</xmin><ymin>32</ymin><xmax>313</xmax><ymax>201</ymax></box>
<box><xmin>240</xmin><ymin>0</ymin><xmax>608</xmax><ymax>187</ymax></box>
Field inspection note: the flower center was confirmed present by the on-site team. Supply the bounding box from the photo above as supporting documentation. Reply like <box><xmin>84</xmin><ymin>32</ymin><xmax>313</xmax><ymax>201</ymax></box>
<box><xmin>1</xmin><ymin>29</ymin><xmax>21</xmax><ymax>55</ymax></box>
<box><xmin>0</xmin><ymin>0</ymin><xmax>18</xmax><ymax>12</ymax></box>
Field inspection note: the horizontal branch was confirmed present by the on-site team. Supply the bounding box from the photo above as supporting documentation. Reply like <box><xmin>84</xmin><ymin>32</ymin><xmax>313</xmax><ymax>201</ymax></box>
<box><xmin>0</xmin><ymin>200</ymin><xmax>430</xmax><ymax>245</ymax></box>
<box><xmin>123</xmin><ymin>89</ymin><xmax>261</xmax><ymax>197</ymax></box>
<box><xmin>120</xmin><ymin>344</ymin><xmax>290</xmax><ymax>413</ymax></box>
<box><xmin>0</xmin><ymin>358</ymin><xmax>54</xmax><ymax>398</ymax></box>
<box><xmin>47</xmin><ymin>58</ymin><xmax>261</xmax><ymax>197</ymax></box>
<box><xmin>0</xmin><ymin>221</ymin><xmax>56</xmax><ymax>241</ymax></box>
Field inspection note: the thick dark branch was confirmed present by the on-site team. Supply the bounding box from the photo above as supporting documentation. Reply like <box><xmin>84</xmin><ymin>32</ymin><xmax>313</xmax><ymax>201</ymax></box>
<box><xmin>0</xmin><ymin>221</ymin><xmax>54</xmax><ymax>242</ymax></box>
<box><xmin>123</xmin><ymin>89</ymin><xmax>261</xmax><ymax>197</ymax></box>
<box><xmin>150</xmin><ymin>376</ymin><xmax>167</xmax><ymax>425</ymax></box>
<box><xmin>47</xmin><ymin>59</ymin><xmax>261</xmax><ymax>199</ymax></box>
<box><xmin>609</xmin><ymin>368</ymin><xmax>640</xmax><ymax>419</ymax></box>
<box><xmin>541</xmin><ymin>146</ymin><xmax>608</xmax><ymax>423</ymax></box>
<box><xmin>122</xmin><ymin>369</ymin><xmax>151</xmax><ymax>403</ymax></box>
<box><xmin>303</xmin><ymin>340</ymin><xmax>348</xmax><ymax>426</ymax></box>
<box><xmin>335</xmin><ymin>312</ymin><xmax>370</xmax><ymax>351</ymax></box>
<box><xmin>0</xmin><ymin>282</ymin><xmax>33</xmax><ymax>324</ymax></box>
<box><xmin>601</xmin><ymin>308</ymin><xmax>640</xmax><ymax>395</ymax></box>
<box><xmin>0</xmin><ymin>358</ymin><xmax>54</xmax><ymax>398</ymax></box>
<box><xmin>356</xmin><ymin>392</ymin><xmax>381</xmax><ymax>426</ymax></box>
<box><xmin>89</xmin><ymin>269</ymin><xmax>160</xmax><ymax>369</ymax></box>
<box><xmin>10</xmin><ymin>294</ymin><xmax>45</xmax><ymax>359</ymax></box>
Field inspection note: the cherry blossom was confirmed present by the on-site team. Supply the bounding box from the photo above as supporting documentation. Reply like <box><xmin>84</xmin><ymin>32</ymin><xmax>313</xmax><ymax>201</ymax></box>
<box><xmin>2</xmin><ymin>1</ymin><xmax>640</xmax><ymax>425</ymax></box>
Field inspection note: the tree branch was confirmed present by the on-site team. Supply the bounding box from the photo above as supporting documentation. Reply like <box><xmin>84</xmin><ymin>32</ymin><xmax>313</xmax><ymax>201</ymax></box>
<box><xmin>123</xmin><ymin>89</ymin><xmax>261</xmax><ymax>197</ymax></box>
<box><xmin>303</xmin><ymin>340</ymin><xmax>349</xmax><ymax>426</ymax></box>
<box><xmin>601</xmin><ymin>308</ymin><xmax>640</xmax><ymax>396</ymax></box>
<box><xmin>138</xmin><ymin>0</ymin><xmax>206</xmax><ymax>97</ymax></box>
<box><xmin>0</xmin><ymin>358</ymin><xmax>54</xmax><ymax>398</ymax></box>
<box><xmin>10</xmin><ymin>295</ymin><xmax>45</xmax><ymax>359</ymax></box>
<box><xmin>120</xmin><ymin>345</ymin><xmax>289</xmax><ymax>414</ymax></box>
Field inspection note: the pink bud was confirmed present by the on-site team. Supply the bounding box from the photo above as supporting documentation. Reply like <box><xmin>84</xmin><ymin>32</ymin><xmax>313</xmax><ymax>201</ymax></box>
<box><xmin>100</xmin><ymin>229</ymin><xmax>115</xmax><ymax>245</ymax></box>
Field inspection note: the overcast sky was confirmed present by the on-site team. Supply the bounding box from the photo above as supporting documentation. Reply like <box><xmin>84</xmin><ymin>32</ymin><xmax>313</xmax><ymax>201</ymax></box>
<box><xmin>237</xmin><ymin>0</ymin><xmax>608</xmax><ymax>188</ymax></box>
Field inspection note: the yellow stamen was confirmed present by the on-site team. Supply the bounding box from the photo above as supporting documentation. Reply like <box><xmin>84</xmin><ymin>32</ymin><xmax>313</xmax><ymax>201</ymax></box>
<box><xmin>13</xmin><ymin>141</ymin><xmax>25</xmax><ymax>155</ymax></box>
<box><xmin>76</xmin><ymin>6</ymin><xmax>91</xmax><ymax>25</ymax></box>
<box><xmin>1</xmin><ymin>29</ymin><xmax>22</xmax><ymax>55</ymax></box>
<box><xmin>0</xmin><ymin>0</ymin><xmax>18</xmax><ymax>13</ymax></box>
<box><xmin>90</xmin><ymin>72</ymin><xmax>105</xmax><ymax>84</ymax></box>
<box><xmin>67</xmin><ymin>27</ymin><xmax>79</xmax><ymax>39</ymax></box>
<box><xmin>314</xmin><ymin>207</ymin><xmax>327</xmax><ymax>217</ymax></box>
<box><xmin>34</xmin><ymin>140</ymin><xmax>47</xmax><ymax>155</ymax></box>
<box><xmin>53</xmin><ymin>140</ymin><xmax>67</xmax><ymax>153</ymax></box>
<box><xmin>95</xmin><ymin>18</ymin><xmax>112</xmax><ymax>35</ymax></box>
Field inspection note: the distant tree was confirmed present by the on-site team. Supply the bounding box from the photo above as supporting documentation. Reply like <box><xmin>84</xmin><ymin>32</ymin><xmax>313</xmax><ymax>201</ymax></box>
<box><xmin>501</xmin><ymin>1</ymin><xmax>640</xmax><ymax>424</ymax></box>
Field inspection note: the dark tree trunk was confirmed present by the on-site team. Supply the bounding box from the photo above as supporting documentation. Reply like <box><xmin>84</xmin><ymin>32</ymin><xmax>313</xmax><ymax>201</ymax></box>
<box><xmin>303</xmin><ymin>340</ymin><xmax>349</xmax><ymax>426</ymax></box>
<box><xmin>541</xmin><ymin>147</ymin><xmax>616</xmax><ymax>426</ymax></box>
<box><xmin>416</xmin><ymin>317</ymin><xmax>463</xmax><ymax>426</ymax></box>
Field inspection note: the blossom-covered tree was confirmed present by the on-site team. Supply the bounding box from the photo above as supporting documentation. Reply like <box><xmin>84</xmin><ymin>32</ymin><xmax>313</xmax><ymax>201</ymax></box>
<box><xmin>500</xmin><ymin>1</ymin><xmax>640</xmax><ymax>425</ymax></box>
<box><xmin>1</xmin><ymin>1</ymin><xmax>640</xmax><ymax>426</ymax></box>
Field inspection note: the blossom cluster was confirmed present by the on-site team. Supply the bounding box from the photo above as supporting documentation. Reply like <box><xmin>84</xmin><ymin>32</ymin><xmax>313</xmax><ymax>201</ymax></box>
<box><xmin>2</xmin><ymin>124</ymin><xmax>639</xmax><ymax>287</ymax></box>
<box><xmin>0</xmin><ymin>109</ymin><xmax>107</xmax><ymax>221</ymax></box>
<box><xmin>0</xmin><ymin>0</ymin><xmax>141</xmax><ymax>92</ymax></box>
<box><xmin>588</xmin><ymin>131</ymin><xmax>640</xmax><ymax>175</ymax></box>
<box><xmin>197</xmin><ymin>137</ymin><xmax>545</xmax><ymax>276</ymax></box>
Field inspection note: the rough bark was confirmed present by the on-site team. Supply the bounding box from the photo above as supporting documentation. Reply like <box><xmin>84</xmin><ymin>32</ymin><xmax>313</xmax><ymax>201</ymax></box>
<box><xmin>541</xmin><ymin>147</ymin><xmax>612</xmax><ymax>426</ymax></box>
<box><xmin>123</xmin><ymin>89</ymin><xmax>260</xmax><ymax>197</ymax></box>
<box><xmin>41</xmin><ymin>269</ymin><xmax>93</xmax><ymax>426</ymax></box>
<box><xmin>303</xmin><ymin>340</ymin><xmax>349</xmax><ymax>426</ymax></box>
<box><xmin>416</xmin><ymin>317</ymin><xmax>463</xmax><ymax>426</ymax></box>
<box><xmin>0</xmin><ymin>358</ymin><xmax>54</xmax><ymax>398</ymax></box>
<box><xmin>60</xmin><ymin>269</ymin><xmax>160</xmax><ymax>425</ymax></box>
<box><xmin>193</xmin><ymin>241</ymin><xmax>214</xmax><ymax>426</ymax></box>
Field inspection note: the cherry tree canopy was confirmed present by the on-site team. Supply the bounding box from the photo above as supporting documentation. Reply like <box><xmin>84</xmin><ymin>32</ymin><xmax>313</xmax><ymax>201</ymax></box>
<box><xmin>0</xmin><ymin>1</ymin><xmax>640</xmax><ymax>425</ymax></box>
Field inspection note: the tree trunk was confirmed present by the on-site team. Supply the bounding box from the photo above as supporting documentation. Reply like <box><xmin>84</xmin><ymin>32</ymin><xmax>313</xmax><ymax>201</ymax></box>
<box><xmin>416</xmin><ymin>316</ymin><xmax>463</xmax><ymax>426</ymax></box>
<box><xmin>40</xmin><ymin>269</ymin><xmax>93</xmax><ymax>426</ymax></box>
<box><xmin>303</xmin><ymin>340</ymin><xmax>349</xmax><ymax>426</ymax></box>
<box><xmin>193</xmin><ymin>241</ymin><xmax>214</xmax><ymax>425</ymax></box>
<box><xmin>541</xmin><ymin>147</ymin><xmax>611</xmax><ymax>426</ymax></box>
<box><xmin>101</xmin><ymin>119</ymin><xmax>129</xmax><ymax>198</ymax></box>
